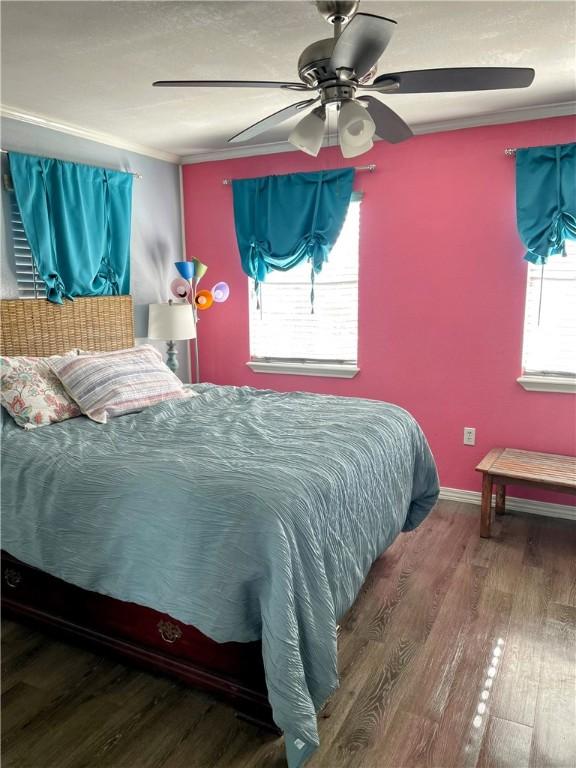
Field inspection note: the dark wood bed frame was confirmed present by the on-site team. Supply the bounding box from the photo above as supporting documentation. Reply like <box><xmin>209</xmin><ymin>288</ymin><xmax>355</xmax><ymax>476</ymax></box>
<box><xmin>1</xmin><ymin>551</ymin><xmax>276</xmax><ymax>731</ymax></box>
<box><xmin>0</xmin><ymin>296</ymin><xmax>277</xmax><ymax>734</ymax></box>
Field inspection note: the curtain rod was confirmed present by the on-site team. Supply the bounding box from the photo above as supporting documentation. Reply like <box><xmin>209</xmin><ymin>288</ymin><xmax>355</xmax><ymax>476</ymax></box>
<box><xmin>506</xmin><ymin>143</ymin><xmax>574</xmax><ymax>156</ymax></box>
<box><xmin>0</xmin><ymin>148</ymin><xmax>143</xmax><ymax>179</ymax></box>
<box><xmin>221</xmin><ymin>163</ymin><xmax>376</xmax><ymax>185</ymax></box>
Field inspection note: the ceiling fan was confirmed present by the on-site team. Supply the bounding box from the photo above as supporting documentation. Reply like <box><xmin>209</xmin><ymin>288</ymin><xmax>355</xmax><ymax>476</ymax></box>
<box><xmin>153</xmin><ymin>0</ymin><xmax>535</xmax><ymax>158</ymax></box>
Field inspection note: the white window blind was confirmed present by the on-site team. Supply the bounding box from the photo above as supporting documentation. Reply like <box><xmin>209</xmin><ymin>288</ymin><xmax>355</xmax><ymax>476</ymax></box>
<box><xmin>249</xmin><ymin>197</ymin><xmax>360</xmax><ymax>365</ymax></box>
<box><xmin>10</xmin><ymin>192</ymin><xmax>46</xmax><ymax>299</ymax></box>
<box><xmin>521</xmin><ymin>239</ymin><xmax>576</xmax><ymax>377</ymax></box>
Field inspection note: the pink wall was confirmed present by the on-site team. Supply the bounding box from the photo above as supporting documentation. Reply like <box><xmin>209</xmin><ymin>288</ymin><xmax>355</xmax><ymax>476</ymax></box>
<box><xmin>183</xmin><ymin>116</ymin><xmax>576</xmax><ymax>502</ymax></box>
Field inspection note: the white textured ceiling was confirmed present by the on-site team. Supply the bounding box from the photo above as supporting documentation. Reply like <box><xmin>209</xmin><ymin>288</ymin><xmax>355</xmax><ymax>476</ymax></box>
<box><xmin>1</xmin><ymin>1</ymin><xmax>575</xmax><ymax>160</ymax></box>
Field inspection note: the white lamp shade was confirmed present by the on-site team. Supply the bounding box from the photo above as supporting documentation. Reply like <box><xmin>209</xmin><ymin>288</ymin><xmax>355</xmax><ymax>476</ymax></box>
<box><xmin>340</xmin><ymin>137</ymin><xmax>374</xmax><ymax>158</ymax></box>
<box><xmin>338</xmin><ymin>100</ymin><xmax>376</xmax><ymax>157</ymax></box>
<box><xmin>148</xmin><ymin>303</ymin><xmax>196</xmax><ymax>341</ymax></box>
<box><xmin>288</xmin><ymin>109</ymin><xmax>326</xmax><ymax>157</ymax></box>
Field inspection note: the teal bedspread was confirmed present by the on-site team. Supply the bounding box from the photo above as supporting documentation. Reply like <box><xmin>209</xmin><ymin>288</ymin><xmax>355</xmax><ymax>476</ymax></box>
<box><xmin>1</xmin><ymin>384</ymin><xmax>439</xmax><ymax>766</ymax></box>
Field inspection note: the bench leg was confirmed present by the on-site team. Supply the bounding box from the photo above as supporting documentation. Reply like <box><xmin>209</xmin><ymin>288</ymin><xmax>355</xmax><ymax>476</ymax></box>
<box><xmin>495</xmin><ymin>484</ymin><xmax>506</xmax><ymax>516</ymax></box>
<box><xmin>480</xmin><ymin>474</ymin><xmax>493</xmax><ymax>538</ymax></box>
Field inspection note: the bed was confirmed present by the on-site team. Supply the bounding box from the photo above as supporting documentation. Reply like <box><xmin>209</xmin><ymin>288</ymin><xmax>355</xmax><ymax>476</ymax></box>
<box><xmin>0</xmin><ymin>295</ymin><xmax>440</xmax><ymax>767</ymax></box>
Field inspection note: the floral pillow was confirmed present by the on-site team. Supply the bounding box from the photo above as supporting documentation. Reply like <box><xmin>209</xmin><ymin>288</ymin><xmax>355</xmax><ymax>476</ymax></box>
<box><xmin>0</xmin><ymin>353</ymin><xmax>81</xmax><ymax>430</ymax></box>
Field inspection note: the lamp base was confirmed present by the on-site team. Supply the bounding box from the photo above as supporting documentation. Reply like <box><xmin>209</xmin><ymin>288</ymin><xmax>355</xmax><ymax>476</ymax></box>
<box><xmin>166</xmin><ymin>340</ymin><xmax>178</xmax><ymax>375</ymax></box>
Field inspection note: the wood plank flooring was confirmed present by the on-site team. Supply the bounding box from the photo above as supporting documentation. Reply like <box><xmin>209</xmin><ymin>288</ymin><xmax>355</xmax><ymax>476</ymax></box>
<box><xmin>2</xmin><ymin>501</ymin><xmax>575</xmax><ymax>768</ymax></box>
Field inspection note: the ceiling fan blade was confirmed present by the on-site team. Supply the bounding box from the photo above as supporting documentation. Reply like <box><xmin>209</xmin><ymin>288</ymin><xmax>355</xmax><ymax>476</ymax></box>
<box><xmin>331</xmin><ymin>13</ymin><xmax>397</xmax><ymax>79</ymax></box>
<box><xmin>153</xmin><ymin>80</ymin><xmax>311</xmax><ymax>91</ymax></box>
<box><xmin>228</xmin><ymin>99</ymin><xmax>319</xmax><ymax>144</ymax></box>
<box><xmin>358</xmin><ymin>96</ymin><xmax>413</xmax><ymax>143</ymax></box>
<box><xmin>371</xmin><ymin>67</ymin><xmax>535</xmax><ymax>93</ymax></box>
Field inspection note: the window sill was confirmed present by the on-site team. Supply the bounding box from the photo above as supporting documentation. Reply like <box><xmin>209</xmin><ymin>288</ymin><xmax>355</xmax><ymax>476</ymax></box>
<box><xmin>517</xmin><ymin>375</ymin><xmax>576</xmax><ymax>393</ymax></box>
<box><xmin>246</xmin><ymin>361</ymin><xmax>360</xmax><ymax>378</ymax></box>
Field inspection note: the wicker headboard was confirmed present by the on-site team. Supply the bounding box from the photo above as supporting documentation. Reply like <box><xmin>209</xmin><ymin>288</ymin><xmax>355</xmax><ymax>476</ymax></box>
<box><xmin>0</xmin><ymin>296</ymin><xmax>134</xmax><ymax>357</ymax></box>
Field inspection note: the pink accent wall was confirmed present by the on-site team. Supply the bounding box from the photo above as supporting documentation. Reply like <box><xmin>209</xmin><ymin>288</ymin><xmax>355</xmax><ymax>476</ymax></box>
<box><xmin>183</xmin><ymin>116</ymin><xmax>576</xmax><ymax>502</ymax></box>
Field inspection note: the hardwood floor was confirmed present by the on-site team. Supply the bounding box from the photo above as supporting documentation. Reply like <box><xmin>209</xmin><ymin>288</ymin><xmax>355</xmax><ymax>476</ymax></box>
<box><xmin>2</xmin><ymin>501</ymin><xmax>575</xmax><ymax>768</ymax></box>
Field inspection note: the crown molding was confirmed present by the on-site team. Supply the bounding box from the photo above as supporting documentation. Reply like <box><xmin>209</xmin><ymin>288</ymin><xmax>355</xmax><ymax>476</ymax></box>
<box><xmin>439</xmin><ymin>486</ymin><xmax>576</xmax><ymax>522</ymax></box>
<box><xmin>181</xmin><ymin>140</ymin><xmax>304</xmax><ymax>164</ymax></box>
<box><xmin>410</xmin><ymin>100</ymin><xmax>576</xmax><ymax>136</ymax></box>
<box><xmin>1</xmin><ymin>106</ymin><xmax>180</xmax><ymax>164</ymax></box>
<box><xmin>181</xmin><ymin>100</ymin><xmax>576</xmax><ymax>164</ymax></box>
<box><xmin>2</xmin><ymin>99</ymin><xmax>573</xmax><ymax>167</ymax></box>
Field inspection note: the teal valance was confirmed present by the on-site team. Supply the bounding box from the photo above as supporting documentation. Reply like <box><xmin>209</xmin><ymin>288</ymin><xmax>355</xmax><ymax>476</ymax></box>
<box><xmin>9</xmin><ymin>152</ymin><xmax>133</xmax><ymax>303</ymax></box>
<box><xmin>232</xmin><ymin>168</ymin><xmax>355</xmax><ymax>296</ymax></box>
<box><xmin>516</xmin><ymin>142</ymin><xmax>576</xmax><ymax>265</ymax></box>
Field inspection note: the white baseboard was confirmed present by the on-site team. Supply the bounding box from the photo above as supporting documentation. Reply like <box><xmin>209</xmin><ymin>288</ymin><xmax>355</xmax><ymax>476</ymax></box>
<box><xmin>439</xmin><ymin>487</ymin><xmax>576</xmax><ymax>522</ymax></box>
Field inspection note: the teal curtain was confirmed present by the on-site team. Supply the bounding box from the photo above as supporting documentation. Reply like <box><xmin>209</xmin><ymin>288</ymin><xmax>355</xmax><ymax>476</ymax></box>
<box><xmin>9</xmin><ymin>152</ymin><xmax>133</xmax><ymax>303</ymax></box>
<box><xmin>232</xmin><ymin>169</ymin><xmax>355</xmax><ymax>301</ymax></box>
<box><xmin>516</xmin><ymin>142</ymin><xmax>576</xmax><ymax>265</ymax></box>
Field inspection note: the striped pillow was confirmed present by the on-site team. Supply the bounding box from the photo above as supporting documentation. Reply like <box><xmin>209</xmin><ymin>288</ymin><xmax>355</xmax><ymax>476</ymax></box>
<box><xmin>49</xmin><ymin>345</ymin><xmax>196</xmax><ymax>424</ymax></box>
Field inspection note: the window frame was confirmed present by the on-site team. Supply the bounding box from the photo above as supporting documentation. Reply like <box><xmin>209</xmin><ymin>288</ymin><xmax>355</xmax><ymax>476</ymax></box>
<box><xmin>517</xmin><ymin>241</ymin><xmax>576</xmax><ymax>394</ymax></box>
<box><xmin>246</xmin><ymin>359</ymin><xmax>359</xmax><ymax>378</ymax></box>
<box><xmin>246</xmin><ymin>193</ymin><xmax>361</xmax><ymax>379</ymax></box>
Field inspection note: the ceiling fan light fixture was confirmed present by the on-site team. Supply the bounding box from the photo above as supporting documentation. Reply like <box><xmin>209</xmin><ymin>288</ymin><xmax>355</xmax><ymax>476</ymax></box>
<box><xmin>338</xmin><ymin>98</ymin><xmax>376</xmax><ymax>157</ymax></box>
<box><xmin>152</xmin><ymin>2</ymin><xmax>537</xmax><ymax>154</ymax></box>
<box><xmin>288</xmin><ymin>107</ymin><xmax>326</xmax><ymax>157</ymax></box>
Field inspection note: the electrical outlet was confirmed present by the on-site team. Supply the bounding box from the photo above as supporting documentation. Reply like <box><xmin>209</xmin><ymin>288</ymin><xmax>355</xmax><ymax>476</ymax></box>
<box><xmin>463</xmin><ymin>427</ymin><xmax>476</xmax><ymax>446</ymax></box>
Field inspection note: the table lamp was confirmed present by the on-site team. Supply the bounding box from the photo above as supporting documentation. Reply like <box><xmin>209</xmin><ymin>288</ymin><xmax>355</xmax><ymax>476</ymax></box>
<box><xmin>148</xmin><ymin>300</ymin><xmax>196</xmax><ymax>376</ymax></box>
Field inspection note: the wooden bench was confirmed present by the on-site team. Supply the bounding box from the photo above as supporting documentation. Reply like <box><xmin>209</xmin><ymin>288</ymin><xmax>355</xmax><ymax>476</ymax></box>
<box><xmin>475</xmin><ymin>448</ymin><xmax>576</xmax><ymax>537</ymax></box>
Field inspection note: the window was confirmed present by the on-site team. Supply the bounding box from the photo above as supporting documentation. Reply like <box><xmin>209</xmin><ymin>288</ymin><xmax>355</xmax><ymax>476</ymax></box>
<box><xmin>9</xmin><ymin>191</ymin><xmax>46</xmax><ymax>299</ymax></box>
<box><xmin>247</xmin><ymin>195</ymin><xmax>360</xmax><ymax>378</ymax></box>
<box><xmin>519</xmin><ymin>239</ymin><xmax>576</xmax><ymax>392</ymax></box>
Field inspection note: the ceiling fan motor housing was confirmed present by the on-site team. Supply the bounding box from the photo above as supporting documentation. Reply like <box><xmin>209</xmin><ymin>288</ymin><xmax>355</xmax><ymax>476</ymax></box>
<box><xmin>298</xmin><ymin>38</ymin><xmax>338</xmax><ymax>87</ymax></box>
<box><xmin>297</xmin><ymin>36</ymin><xmax>376</xmax><ymax>100</ymax></box>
